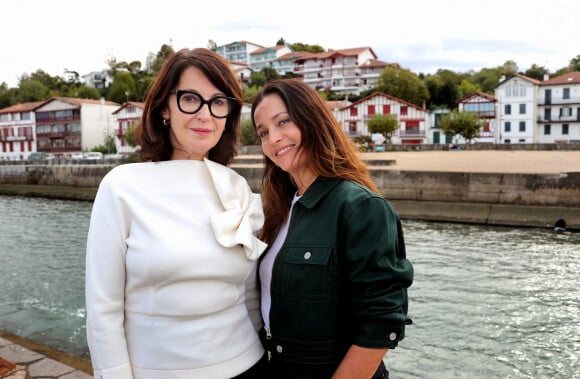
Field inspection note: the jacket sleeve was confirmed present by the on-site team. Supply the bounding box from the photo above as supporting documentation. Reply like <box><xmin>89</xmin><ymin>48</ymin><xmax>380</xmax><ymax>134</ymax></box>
<box><xmin>85</xmin><ymin>172</ymin><xmax>134</xmax><ymax>378</ymax></box>
<box><xmin>341</xmin><ymin>195</ymin><xmax>413</xmax><ymax>349</ymax></box>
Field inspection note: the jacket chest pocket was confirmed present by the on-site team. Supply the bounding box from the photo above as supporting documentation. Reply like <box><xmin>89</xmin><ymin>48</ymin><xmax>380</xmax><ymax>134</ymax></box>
<box><xmin>282</xmin><ymin>247</ymin><xmax>334</xmax><ymax>301</ymax></box>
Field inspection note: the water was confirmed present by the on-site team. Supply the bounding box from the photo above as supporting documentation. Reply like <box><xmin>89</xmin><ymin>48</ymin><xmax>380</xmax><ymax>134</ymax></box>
<box><xmin>0</xmin><ymin>196</ymin><xmax>578</xmax><ymax>378</ymax></box>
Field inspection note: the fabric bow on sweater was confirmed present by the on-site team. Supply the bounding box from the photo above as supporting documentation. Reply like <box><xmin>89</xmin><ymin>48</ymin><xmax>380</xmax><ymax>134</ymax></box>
<box><xmin>205</xmin><ymin>158</ymin><xmax>267</xmax><ymax>260</ymax></box>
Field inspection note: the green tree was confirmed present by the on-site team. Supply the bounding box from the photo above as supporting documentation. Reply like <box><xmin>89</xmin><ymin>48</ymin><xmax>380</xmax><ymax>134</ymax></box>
<box><xmin>239</xmin><ymin>118</ymin><xmax>258</xmax><ymax>145</ymax></box>
<box><xmin>376</xmin><ymin>67</ymin><xmax>429</xmax><ymax>107</ymax></box>
<box><xmin>108</xmin><ymin>72</ymin><xmax>136</xmax><ymax>104</ymax></box>
<box><xmin>367</xmin><ymin>114</ymin><xmax>399</xmax><ymax>143</ymax></box>
<box><xmin>501</xmin><ymin>60</ymin><xmax>519</xmax><ymax>75</ymax></box>
<box><xmin>569</xmin><ymin>54</ymin><xmax>580</xmax><ymax>71</ymax></box>
<box><xmin>439</xmin><ymin>110</ymin><xmax>482</xmax><ymax>145</ymax></box>
<box><xmin>123</xmin><ymin>123</ymin><xmax>138</xmax><ymax>147</ymax></box>
<box><xmin>289</xmin><ymin>42</ymin><xmax>324</xmax><ymax>53</ymax></box>
<box><xmin>524</xmin><ymin>64</ymin><xmax>549</xmax><ymax>80</ymax></box>
<box><xmin>457</xmin><ymin>79</ymin><xmax>481</xmax><ymax>99</ymax></box>
<box><xmin>470</xmin><ymin>67</ymin><xmax>503</xmax><ymax>94</ymax></box>
<box><xmin>16</xmin><ymin>79</ymin><xmax>50</xmax><ymax>102</ymax></box>
<box><xmin>146</xmin><ymin>44</ymin><xmax>175</xmax><ymax>74</ymax></box>
<box><xmin>92</xmin><ymin>135</ymin><xmax>117</xmax><ymax>154</ymax></box>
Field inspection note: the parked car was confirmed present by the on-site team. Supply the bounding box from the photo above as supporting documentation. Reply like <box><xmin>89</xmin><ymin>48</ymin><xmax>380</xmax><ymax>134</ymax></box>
<box><xmin>71</xmin><ymin>152</ymin><xmax>84</xmax><ymax>159</ymax></box>
<box><xmin>84</xmin><ymin>152</ymin><xmax>104</xmax><ymax>160</ymax></box>
<box><xmin>28</xmin><ymin>152</ymin><xmax>47</xmax><ymax>160</ymax></box>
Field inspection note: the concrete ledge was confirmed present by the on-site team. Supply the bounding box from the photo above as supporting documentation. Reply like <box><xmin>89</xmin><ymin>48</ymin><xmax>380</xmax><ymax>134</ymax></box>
<box><xmin>391</xmin><ymin>200</ymin><xmax>580</xmax><ymax>230</ymax></box>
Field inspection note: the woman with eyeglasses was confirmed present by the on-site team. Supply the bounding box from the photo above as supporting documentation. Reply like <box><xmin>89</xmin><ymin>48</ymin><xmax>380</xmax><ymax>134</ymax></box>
<box><xmin>85</xmin><ymin>48</ymin><xmax>268</xmax><ymax>379</ymax></box>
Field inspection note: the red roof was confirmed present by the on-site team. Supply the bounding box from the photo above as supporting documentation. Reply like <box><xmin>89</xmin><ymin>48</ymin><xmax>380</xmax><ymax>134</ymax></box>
<box><xmin>540</xmin><ymin>71</ymin><xmax>580</xmax><ymax>85</ymax></box>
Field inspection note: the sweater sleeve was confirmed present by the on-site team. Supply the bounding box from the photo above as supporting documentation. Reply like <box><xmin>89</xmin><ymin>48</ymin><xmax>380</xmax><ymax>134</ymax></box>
<box><xmin>341</xmin><ymin>196</ymin><xmax>413</xmax><ymax>349</ymax></box>
<box><xmin>85</xmin><ymin>172</ymin><xmax>134</xmax><ymax>378</ymax></box>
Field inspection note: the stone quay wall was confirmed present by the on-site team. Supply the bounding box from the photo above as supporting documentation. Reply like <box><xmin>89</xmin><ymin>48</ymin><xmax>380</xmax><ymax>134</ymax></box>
<box><xmin>1</xmin><ymin>158</ymin><xmax>578</xmax><ymax>231</ymax></box>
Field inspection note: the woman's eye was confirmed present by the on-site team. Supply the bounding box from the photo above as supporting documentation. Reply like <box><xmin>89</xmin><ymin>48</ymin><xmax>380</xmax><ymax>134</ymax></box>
<box><xmin>258</xmin><ymin>131</ymin><xmax>268</xmax><ymax>138</ymax></box>
<box><xmin>183</xmin><ymin>94</ymin><xmax>200</xmax><ymax>103</ymax></box>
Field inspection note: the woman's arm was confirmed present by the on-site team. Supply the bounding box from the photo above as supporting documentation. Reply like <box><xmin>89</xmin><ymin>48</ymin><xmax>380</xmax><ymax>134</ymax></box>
<box><xmin>85</xmin><ymin>174</ymin><xmax>134</xmax><ymax>378</ymax></box>
<box><xmin>332</xmin><ymin>345</ymin><xmax>388</xmax><ymax>379</ymax></box>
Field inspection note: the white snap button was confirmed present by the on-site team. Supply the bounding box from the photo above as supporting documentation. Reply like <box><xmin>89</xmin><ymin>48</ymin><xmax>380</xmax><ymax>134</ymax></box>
<box><xmin>276</xmin><ymin>345</ymin><xmax>283</xmax><ymax>353</ymax></box>
<box><xmin>304</xmin><ymin>251</ymin><xmax>312</xmax><ymax>259</ymax></box>
<box><xmin>389</xmin><ymin>332</ymin><xmax>397</xmax><ymax>341</ymax></box>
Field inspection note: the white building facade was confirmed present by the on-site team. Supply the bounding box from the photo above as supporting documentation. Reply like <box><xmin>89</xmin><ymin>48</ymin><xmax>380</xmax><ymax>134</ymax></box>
<box><xmin>0</xmin><ymin>101</ymin><xmax>43</xmax><ymax>160</ymax></box>
<box><xmin>337</xmin><ymin>92</ymin><xmax>429</xmax><ymax>144</ymax></box>
<box><xmin>536</xmin><ymin>72</ymin><xmax>580</xmax><ymax>143</ymax></box>
<box><xmin>111</xmin><ymin>102</ymin><xmax>143</xmax><ymax>155</ymax></box>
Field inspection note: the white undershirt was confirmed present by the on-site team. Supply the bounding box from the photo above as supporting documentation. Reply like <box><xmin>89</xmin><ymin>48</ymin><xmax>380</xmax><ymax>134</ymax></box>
<box><xmin>260</xmin><ymin>193</ymin><xmax>302</xmax><ymax>329</ymax></box>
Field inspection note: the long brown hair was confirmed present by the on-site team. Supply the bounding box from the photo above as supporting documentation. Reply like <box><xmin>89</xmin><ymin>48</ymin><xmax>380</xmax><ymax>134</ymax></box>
<box><xmin>137</xmin><ymin>48</ymin><xmax>243</xmax><ymax>164</ymax></box>
<box><xmin>251</xmin><ymin>79</ymin><xmax>380</xmax><ymax>243</ymax></box>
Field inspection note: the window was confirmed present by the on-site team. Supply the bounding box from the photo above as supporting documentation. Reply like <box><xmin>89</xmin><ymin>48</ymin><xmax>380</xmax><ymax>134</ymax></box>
<box><xmin>504</xmin><ymin>139</ymin><xmax>511</xmax><ymax>143</ymax></box>
<box><xmin>544</xmin><ymin>108</ymin><xmax>551</xmax><ymax>121</ymax></box>
<box><xmin>21</xmin><ymin>112</ymin><xmax>31</xmax><ymax>121</ymax></box>
<box><xmin>504</xmin><ymin>104</ymin><xmax>511</xmax><ymax>115</ymax></box>
<box><xmin>400</xmin><ymin>106</ymin><xmax>408</xmax><ymax>116</ymax></box>
<box><xmin>368</xmin><ymin>105</ymin><xmax>375</xmax><ymax>115</ymax></box>
<box><xmin>518</xmin><ymin>139</ymin><xmax>526</xmax><ymax>143</ymax></box>
<box><xmin>504</xmin><ymin>122</ymin><xmax>511</xmax><ymax>132</ymax></box>
<box><xmin>562</xmin><ymin>124</ymin><xmax>569</xmax><ymax>135</ymax></box>
<box><xmin>544</xmin><ymin>125</ymin><xmax>551</xmax><ymax>135</ymax></box>
<box><xmin>560</xmin><ymin>107</ymin><xmax>572</xmax><ymax>117</ymax></box>
<box><xmin>519</xmin><ymin>121</ymin><xmax>526</xmax><ymax>132</ymax></box>
<box><xmin>519</xmin><ymin>104</ymin><xmax>526</xmax><ymax>114</ymax></box>
<box><xmin>383</xmin><ymin>104</ymin><xmax>391</xmax><ymax>114</ymax></box>
<box><xmin>348</xmin><ymin>122</ymin><xmax>357</xmax><ymax>133</ymax></box>
<box><xmin>350</xmin><ymin>107</ymin><xmax>358</xmax><ymax>116</ymax></box>
<box><xmin>563</xmin><ymin>88</ymin><xmax>570</xmax><ymax>99</ymax></box>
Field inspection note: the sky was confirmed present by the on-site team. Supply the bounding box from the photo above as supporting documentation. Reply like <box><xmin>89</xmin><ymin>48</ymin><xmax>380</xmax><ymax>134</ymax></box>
<box><xmin>1</xmin><ymin>0</ymin><xmax>579</xmax><ymax>88</ymax></box>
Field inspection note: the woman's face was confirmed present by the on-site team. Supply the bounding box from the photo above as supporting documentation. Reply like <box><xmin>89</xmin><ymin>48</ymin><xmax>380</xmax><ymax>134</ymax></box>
<box><xmin>163</xmin><ymin>66</ymin><xmax>228</xmax><ymax>160</ymax></box>
<box><xmin>253</xmin><ymin>93</ymin><xmax>308</xmax><ymax>179</ymax></box>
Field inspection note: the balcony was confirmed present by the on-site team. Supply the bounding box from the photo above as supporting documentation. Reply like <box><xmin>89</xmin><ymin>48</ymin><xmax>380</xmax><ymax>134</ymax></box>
<box><xmin>537</xmin><ymin>115</ymin><xmax>580</xmax><ymax>123</ymax></box>
<box><xmin>537</xmin><ymin>96</ymin><xmax>580</xmax><ymax>106</ymax></box>
<box><xmin>399</xmin><ymin>129</ymin><xmax>426</xmax><ymax>137</ymax></box>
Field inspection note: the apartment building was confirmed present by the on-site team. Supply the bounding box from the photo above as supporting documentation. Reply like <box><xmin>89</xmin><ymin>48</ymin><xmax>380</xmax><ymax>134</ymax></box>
<box><xmin>214</xmin><ymin>40</ymin><xmax>263</xmax><ymax>66</ymax></box>
<box><xmin>0</xmin><ymin>101</ymin><xmax>44</xmax><ymax>160</ymax></box>
<box><xmin>536</xmin><ymin>71</ymin><xmax>580</xmax><ymax>143</ymax></box>
<box><xmin>249</xmin><ymin>45</ymin><xmax>294</xmax><ymax>72</ymax></box>
<box><xmin>337</xmin><ymin>92</ymin><xmax>429</xmax><ymax>144</ymax></box>
<box><xmin>293</xmin><ymin>47</ymin><xmax>396</xmax><ymax>95</ymax></box>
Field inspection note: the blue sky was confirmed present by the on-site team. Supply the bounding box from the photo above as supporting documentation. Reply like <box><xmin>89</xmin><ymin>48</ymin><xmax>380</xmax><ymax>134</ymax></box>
<box><xmin>1</xmin><ymin>0</ymin><xmax>578</xmax><ymax>88</ymax></box>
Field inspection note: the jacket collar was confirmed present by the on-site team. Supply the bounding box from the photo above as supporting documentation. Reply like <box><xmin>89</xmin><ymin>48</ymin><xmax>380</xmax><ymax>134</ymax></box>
<box><xmin>298</xmin><ymin>177</ymin><xmax>341</xmax><ymax>209</ymax></box>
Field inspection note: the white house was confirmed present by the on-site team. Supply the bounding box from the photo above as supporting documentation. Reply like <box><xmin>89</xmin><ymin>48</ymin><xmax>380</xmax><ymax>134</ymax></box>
<box><xmin>536</xmin><ymin>71</ymin><xmax>580</xmax><ymax>143</ymax></box>
<box><xmin>0</xmin><ymin>101</ymin><xmax>44</xmax><ymax>160</ymax></box>
<box><xmin>458</xmin><ymin>91</ymin><xmax>497</xmax><ymax>143</ymax></box>
<box><xmin>494</xmin><ymin>74</ymin><xmax>540</xmax><ymax>144</ymax></box>
<box><xmin>33</xmin><ymin>97</ymin><xmax>120</xmax><ymax>157</ymax></box>
<box><xmin>249</xmin><ymin>45</ymin><xmax>294</xmax><ymax>72</ymax></box>
<box><xmin>111</xmin><ymin>101</ymin><xmax>143</xmax><ymax>155</ymax></box>
<box><xmin>337</xmin><ymin>92</ymin><xmax>429</xmax><ymax>144</ymax></box>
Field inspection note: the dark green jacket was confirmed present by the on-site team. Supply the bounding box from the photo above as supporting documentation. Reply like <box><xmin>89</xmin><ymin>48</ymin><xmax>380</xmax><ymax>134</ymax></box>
<box><xmin>261</xmin><ymin>178</ymin><xmax>413</xmax><ymax>371</ymax></box>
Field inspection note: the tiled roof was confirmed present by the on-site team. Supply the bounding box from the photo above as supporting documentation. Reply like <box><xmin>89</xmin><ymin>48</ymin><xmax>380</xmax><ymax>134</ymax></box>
<box><xmin>540</xmin><ymin>71</ymin><xmax>580</xmax><ymax>85</ymax></box>
<box><xmin>0</xmin><ymin>101</ymin><xmax>45</xmax><ymax>114</ymax></box>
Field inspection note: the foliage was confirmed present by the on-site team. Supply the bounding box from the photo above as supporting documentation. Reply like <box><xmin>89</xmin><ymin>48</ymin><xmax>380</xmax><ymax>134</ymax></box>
<box><xmin>239</xmin><ymin>118</ymin><xmax>258</xmax><ymax>145</ymax></box>
<box><xmin>438</xmin><ymin>110</ymin><xmax>482</xmax><ymax>144</ymax></box>
<box><xmin>243</xmin><ymin>85</ymin><xmax>260</xmax><ymax>103</ymax></box>
<box><xmin>367</xmin><ymin>114</ymin><xmax>399</xmax><ymax>143</ymax></box>
<box><xmin>17</xmin><ymin>80</ymin><xmax>50</xmax><ymax>102</ymax></box>
<box><xmin>569</xmin><ymin>55</ymin><xmax>580</xmax><ymax>71</ymax></box>
<box><xmin>123</xmin><ymin>123</ymin><xmax>138</xmax><ymax>147</ymax></box>
<box><xmin>524</xmin><ymin>64</ymin><xmax>549</xmax><ymax>80</ymax></box>
<box><xmin>289</xmin><ymin>42</ymin><xmax>324</xmax><ymax>53</ymax></box>
<box><xmin>377</xmin><ymin>67</ymin><xmax>429</xmax><ymax>107</ymax></box>
<box><xmin>457</xmin><ymin>79</ymin><xmax>481</xmax><ymax>99</ymax></box>
<box><xmin>108</xmin><ymin>71</ymin><xmax>137</xmax><ymax>104</ymax></box>
<box><xmin>91</xmin><ymin>135</ymin><xmax>117</xmax><ymax>154</ymax></box>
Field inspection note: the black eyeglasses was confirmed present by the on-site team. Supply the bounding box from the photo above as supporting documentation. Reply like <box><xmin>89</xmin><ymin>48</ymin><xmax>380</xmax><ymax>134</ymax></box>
<box><xmin>170</xmin><ymin>89</ymin><xmax>237</xmax><ymax>118</ymax></box>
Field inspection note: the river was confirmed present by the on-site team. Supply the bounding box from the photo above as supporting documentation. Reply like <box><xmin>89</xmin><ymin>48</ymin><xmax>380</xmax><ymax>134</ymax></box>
<box><xmin>0</xmin><ymin>196</ymin><xmax>578</xmax><ymax>378</ymax></box>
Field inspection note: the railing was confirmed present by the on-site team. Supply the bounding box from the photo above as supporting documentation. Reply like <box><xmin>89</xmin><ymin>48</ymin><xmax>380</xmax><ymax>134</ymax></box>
<box><xmin>399</xmin><ymin>130</ymin><xmax>426</xmax><ymax>137</ymax></box>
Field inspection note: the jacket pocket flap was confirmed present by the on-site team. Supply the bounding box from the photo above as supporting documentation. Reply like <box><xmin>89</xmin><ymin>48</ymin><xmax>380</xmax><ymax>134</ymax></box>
<box><xmin>284</xmin><ymin>247</ymin><xmax>332</xmax><ymax>266</ymax></box>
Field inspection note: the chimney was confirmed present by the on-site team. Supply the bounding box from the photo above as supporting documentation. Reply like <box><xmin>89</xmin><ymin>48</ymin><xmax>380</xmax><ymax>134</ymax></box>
<box><xmin>499</xmin><ymin>75</ymin><xmax>505</xmax><ymax>82</ymax></box>
<box><xmin>543</xmin><ymin>74</ymin><xmax>550</xmax><ymax>81</ymax></box>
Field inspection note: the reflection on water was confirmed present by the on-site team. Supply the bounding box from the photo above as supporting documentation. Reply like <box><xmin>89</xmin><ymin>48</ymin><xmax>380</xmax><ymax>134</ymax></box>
<box><xmin>0</xmin><ymin>196</ymin><xmax>578</xmax><ymax>377</ymax></box>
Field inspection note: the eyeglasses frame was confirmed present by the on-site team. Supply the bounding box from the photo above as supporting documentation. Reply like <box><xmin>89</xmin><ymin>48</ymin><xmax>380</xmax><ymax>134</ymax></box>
<box><xmin>170</xmin><ymin>89</ymin><xmax>238</xmax><ymax>119</ymax></box>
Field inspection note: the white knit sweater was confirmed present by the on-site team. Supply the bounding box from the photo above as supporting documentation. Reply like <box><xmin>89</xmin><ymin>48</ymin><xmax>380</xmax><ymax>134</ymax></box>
<box><xmin>85</xmin><ymin>159</ymin><xmax>267</xmax><ymax>379</ymax></box>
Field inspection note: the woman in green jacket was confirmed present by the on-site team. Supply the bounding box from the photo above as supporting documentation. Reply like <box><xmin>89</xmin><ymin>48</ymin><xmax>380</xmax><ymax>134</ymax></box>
<box><xmin>251</xmin><ymin>79</ymin><xmax>413</xmax><ymax>379</ymax></box>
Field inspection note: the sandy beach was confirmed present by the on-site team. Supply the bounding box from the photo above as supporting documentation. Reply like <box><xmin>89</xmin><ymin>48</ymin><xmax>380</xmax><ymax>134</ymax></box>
<box><xmin>361</xmin><ymin>150</ymin><xmax>580</xmax><ymax>174</ymax></box>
